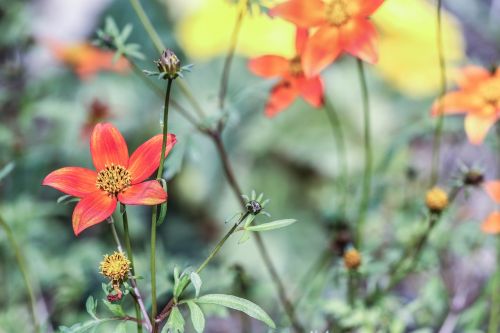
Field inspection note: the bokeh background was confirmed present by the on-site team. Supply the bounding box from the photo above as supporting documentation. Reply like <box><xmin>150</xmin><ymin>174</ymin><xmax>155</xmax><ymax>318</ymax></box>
<box><xmin>1</xmin><ymin>0</ymin><xmax>500</xmax><ymax>332</ymax></box>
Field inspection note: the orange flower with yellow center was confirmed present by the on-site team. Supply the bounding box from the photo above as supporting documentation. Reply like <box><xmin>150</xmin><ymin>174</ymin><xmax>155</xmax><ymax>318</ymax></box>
<box><xmin>42</xmin><ymin>123</ymin><xmax>176</xmax><ymax>235</ymax></box>
<box><xmin>432</xmin><ymin>66</ymin><xmax>500</xmax><ymax>144</ymax></box>
<box><xmin>270</xmin><ymin>0</ymin><xmax>384</xmax><ymax>76</ymax></box>
<box><xmin>482</xmin><ymin>181</ymin><xmax>500</xmax><ymax>234</ymax></box>
<box><xmin>248</xmin><ymin>29</ymin><xmax>324</xmax><ymax>117</ymax></box>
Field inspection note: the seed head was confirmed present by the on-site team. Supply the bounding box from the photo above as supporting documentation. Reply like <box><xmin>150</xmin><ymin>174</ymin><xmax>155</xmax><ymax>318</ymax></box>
<box><xmin>99</xmin><ymin>251</ymin><xmax>131</xmax><ymax>283</ymax></box>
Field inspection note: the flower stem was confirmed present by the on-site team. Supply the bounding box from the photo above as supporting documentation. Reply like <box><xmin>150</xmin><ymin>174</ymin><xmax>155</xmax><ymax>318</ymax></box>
<box><xmin>120</xmin><ymin>205</ymin><xmax>142</xmax><ymax>333</ymax></box>
<box><xmin>347</xmin><ymin>270</ymin><xmax>357</xmax><ymax>307</ymax></box>
<box><xmin>218</xmin><ymin>0</ymin><xmax>248</xmax><ymax>110</ymax></box>
<box><xmin>430</xmin><ymin>0</ymin><xmax>447</xmax><ymax>186</ymax></box>
<box><xmin>488</xmin><ymin>235</ymin><xmax>500</xmax><ymax>333</ymax></box>
<box><xmin>107</xmin><ymin>217</ymin><xmax>152</xmax><ymax>332</ymax></box>
<box><xmin>128</xmin><ymin>0</ymin><xmax>164</xmax><ymax>54</ymax></box>
<box><xmin>355</xmin><ymin>59</ymin><xmax>373</xmax><ymax>249</ymax></box>
<box><xmin>150</xmin><ymin>78</ymin><xmax>174</xmax><ymax>332</ymax></box>
<box><xmin>0</xmin><ymin>214</ymin><xmax>40</xmax><ymax>333</ymax></box>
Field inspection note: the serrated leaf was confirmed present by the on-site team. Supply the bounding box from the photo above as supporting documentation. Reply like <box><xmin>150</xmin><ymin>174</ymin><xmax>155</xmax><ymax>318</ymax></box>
<box><xmin>164</xmin><ymin>306</ymin><xmax>185</xmax><ymax>333</ymax></box>
<box><xmin>102</xmin><ymin>300</ymin><xmax>125</xmax><ymax>317</ymax></box>
<box><xmin>190</xmin><ymin>272</ymin><xmax>202</xmax><ymax>298</ymax></box>
<box><xmin>186</xmin><ymin>301</ymin><xmax>205</xmax><ymax>333</ymax></box>
<box><xmin>195</xmin><ymin>294</ymin><xmax>275</xmax><ymax>328</ymax></box>
<box><xmin>245</xmin><ymin>219</ymin><xmax>297</xmax><ymax>232</ymax></box>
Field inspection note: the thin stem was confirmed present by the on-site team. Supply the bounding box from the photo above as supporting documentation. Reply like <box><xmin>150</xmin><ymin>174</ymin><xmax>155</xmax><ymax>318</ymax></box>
<box><xmin>355</xmin><ymin>59</ymin><xmax>372</xmax><ymax>249</ymax></box>
<box><xmin>347</xmin><ymin>271</ymin><xmax>357</xmax><ymax>307</ymax></box>
<box><xmin>177</xmin><ymin>81</ymin><xmax>206</xmax><ymax>119</ymax></box>
<box><xmin>0</xmin><ymin>215</ymin><xmax>40</xmax><ymax>333</ymax></box>
<box><xmin>430</xmin><ymin>0</ymin><xmax>447</xmax><ymax>186</ymax></box>
<box><xmin>489</xmin><ymin>236</ymin><xmax>500</xmax><ymax>333</ymax></box>
<box><xmin>128</xmin><ymin>0</ymin><xmax>164</xmax><ymax>54</ymax></box>
<box><xmin>218</xmin><ymin>0</ymin><xmax>248</xmax><ymax>110</ymax></box>
<box><xmin>150</xmin><ymin>78</ymin><xmax>174</xmax><ymax>332</ymax></box>
<box><xmin>121</xmin><ymin>205</ymin><xmax>142</xmax><ymax>333</ymax></box>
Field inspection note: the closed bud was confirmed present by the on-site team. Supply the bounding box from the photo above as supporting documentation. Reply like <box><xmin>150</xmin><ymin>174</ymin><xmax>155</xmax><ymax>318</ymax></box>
<box><xmin>343</xmin><ymin>248</ymin><xmax>361</xmax><ymax>270</ymax></box>
<box><xmin>155</xmin><ymin>49</ymin><xmax>181</xmax><ymax>79</ymax></box>
<box><xmin>425</xmin><ymin>187</ymin><xmax>448</xmax><ymax>213</ymax></box>
<box><xmin>464</xmin><ymin>169</ymin><xmax>484</xmax><ymax>186</ymax></box>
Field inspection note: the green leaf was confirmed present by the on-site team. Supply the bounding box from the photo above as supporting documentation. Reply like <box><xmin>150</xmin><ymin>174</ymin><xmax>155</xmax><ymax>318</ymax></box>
<box><xmin>56</xmin><ymin>195</ymin><xmax>80</xmax><ymax>205</ymax></box>
<box><xmin>0</xmin><ymin>162</ymin><xmax>14</xmax><ymax>181</ymax></box>
<box><xmin>245</xmin><ymin>219</ymin><xmax>297</xmax><ymax>232</ymax></box>
<box><xmin>164</xmin><ymin>306</ymin><xmax>185</xmax><ymax>333</ymax></box>
<box><xmin>85</xmin><ymin>296</ymin><xmax>98</xmax><ymax>320</ymax></box>
<box><xmin>186</xmin><ymin>301</ymin><xmax>205</xmax><ymax>333</ymax></box>
<box><xmin>190</xmin><ymin>272</ymin><xmax>202</xmax><ymax>298</ymax></box>
<box><xmin>195</xmin><ymin>294</ymin><xmax>275</xmax><ymax>328</ymax></box>
<box><xmin>238</xmin><ymin>231</ymin><xmax>251</xmax><ymax>244</ymax></box>
<box><xmin>102</xmin><ymin>300</ymin><xmax>125</xmax><ymax>317</ymax></box>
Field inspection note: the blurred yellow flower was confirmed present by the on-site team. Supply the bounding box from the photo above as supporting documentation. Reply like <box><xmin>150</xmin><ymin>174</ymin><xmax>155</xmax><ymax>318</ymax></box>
<box><xmin>176</xmin><ymin>0</ymin><xmax>464</xmax><ymax>97</ymax></box>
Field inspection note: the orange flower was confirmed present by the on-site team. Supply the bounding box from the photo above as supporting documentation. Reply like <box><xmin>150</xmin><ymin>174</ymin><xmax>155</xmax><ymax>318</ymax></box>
<box><xmin>481</xmin><ymin>180</ymin><xmax>500</xmax><ymax>234</ymax></box>
<box><xmin>47</xmin><ymin>40</ymin><xmax>130</xmax><ymax>80</ymax></box>
<box><xmin>42</xmin><ymin>123</ymin><xmax>176</xmax><ymax>235</ymax></box>
<box><xmin>432</xmin><ymin>66</ymin><xmax>500</xmax><ymax>144</ymax></box>
<box><xmin>269</xmin><ymin>0</ymin><xmax>383</xmax><ymax>76</ymax></box>
<box><xmin>248</xmin><ymin>29</ymin><xmax>324</xmax><ymax>117</ymax></box>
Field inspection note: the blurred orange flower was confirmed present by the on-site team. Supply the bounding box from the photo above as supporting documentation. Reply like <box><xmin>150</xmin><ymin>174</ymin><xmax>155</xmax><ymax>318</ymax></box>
<box><xmin>432</xmin><ymin>66</ymin><xmax>500</xmax><ymax>144</ymax></box>
<box><xmin>81</xmin><ymin>99</ymin><xmax>113</xmax><ymax>138</ymax></box>
<box><xmin>47</xmin><ymin>40</ymin><xmax>130</xmax><ymax>79</ymax></box>
<box><xmin>481</xmin><ymin>181</ymin><xmax>500</xmax><ymax>234</ymax></box>
<box><xmin>248</xmin><ymin>29</ymin><xmax>324</xmax><ymax>117</ymax></box>
<box><xmin>270</xmin><ymin>0</ymin><xmax>384</xmax><ymax>76</ymax></box>
<box><xmin>43</xmin><ymin>123</ymin><xmax>176</xmax><ymax>235</ymax></box>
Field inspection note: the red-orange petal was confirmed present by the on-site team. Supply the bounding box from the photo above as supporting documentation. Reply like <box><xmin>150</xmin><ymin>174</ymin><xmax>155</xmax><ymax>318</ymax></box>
<box><xmin>72</xmin><ymin>190</ymin><xmax>117</xmax><ymax>236</ymax></box>
<box><xmin>298</xmin><ymin>76</ymin><xmax>324</xmax><ymax>107</ymax></box>
<box><xmin>456</xmin><ymin>66</ymin><xmax>491</xmax><ymax>89</ymax></box>
<box><xmin>248</xmin><ymin>56</ymin><xmax>290</xmax><ymax>78</ymax></box>
<box><xmin>481</xmin><ymin>211</ymin><xmax>500</xmax><ymax>234</ymax></box>
<box><xmin>355</xmin><ymin>0</ymin><xmax>385</xmax><ymax>16</ymax></box>
<box><xmin>295</xmin><ymin>28</ymin><xmax>309</xmax><ymax>55</ymax></box>
<box><xmin>269</xmin><ymin>0</ymin><xmax>326</xmax><ymax>28</ymax></box>
<box><xmin>43</xmin><ymin>167</ymin><xmax>97</xmax><ymax>198</ymax></box>
<box><xmin>484</xmin><ymin>181</ymin><xmax>500</xmax><ymax>203</ymax></box>
<box><xmin>302</xmin><ymin>26</ymin><xmax>341</xmax><ymax>77</ymax></box>
<box><xmin>90</xmin><ymin>123</ymin><xmax>129</xmax><ymax>171</ymax></box>
<box><xmin>265</xmin><ymin>79</ymin><xmax>300</xmax><ymax>117</ymax></box>
<box><xmin>431</xmin><ymin>91</ymin><xmax>481</xmax><ymax>116</ymax></box>
<box><xmin>464</xmin><ymin>113</ymin><xmax>498</xmax><ymax>145</ymax></box>
<box><xmin>341</xmin><ymin>18</ymin><xmax>378</xmax><ymax>64</ymax></box>
<box><xmin>118</xmin><ymin>181</ymin><xmax>167</xmax><ymax>205</ymax></box>
<box><xmin>127</xmin><ymin>133</ymin><xmax>177</xmax><ymax>184</ymax></box>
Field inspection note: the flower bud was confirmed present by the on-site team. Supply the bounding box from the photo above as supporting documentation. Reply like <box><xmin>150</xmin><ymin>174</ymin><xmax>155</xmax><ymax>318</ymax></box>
<box><xmin>425</xmin><ymin>187</ymin><xmax>448</xmax><ymax>213</ymax></box>
<box><xmin>464</xmin><ymin>169</ymin><xmax>484</xmax><ymax>186</ymax></box>
<box><xmin>155</xmin><ymin>49</ymin><xmax>181</xmax><ymax>79</ymax></box>
<box><xmin>343</xmin><ymin>248</ymin><xmax>362</xmax><ymax>270</ymax></box>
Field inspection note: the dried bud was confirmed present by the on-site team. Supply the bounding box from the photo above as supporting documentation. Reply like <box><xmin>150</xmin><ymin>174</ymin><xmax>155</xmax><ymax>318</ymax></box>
<box><xmin>155</xmin><ymin>49</ymin><xmax>180</xmax><ymax>79</ymax></box>
<box><xmin>246</xmin><ymin>200</ymin><xmax>262</xmax><ymax>215</ymax></box>
<box><xmin>425</xmin><ymin>187</ymin><xmax>449</xmax><ymax>213</ymax></box>
<box><xmin>464</xmin><ymin>169</ymin><xmax>484</xmax><ymax>186</ymax></box>
<box><xmin>343</xmin><ymin>248</ymin><xmax>362</xmax><ymax>270</ymax></box>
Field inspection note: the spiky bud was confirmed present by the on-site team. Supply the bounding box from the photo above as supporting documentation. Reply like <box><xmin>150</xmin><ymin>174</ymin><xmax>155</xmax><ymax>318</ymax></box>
<box><xmin>155</xmin><ymin>49</ymin><xmax>181</xmax><ymax>79</ymax></box>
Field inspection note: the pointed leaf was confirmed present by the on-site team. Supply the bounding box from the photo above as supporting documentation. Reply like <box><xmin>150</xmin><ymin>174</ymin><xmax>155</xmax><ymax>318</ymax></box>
<box><xmin>102</xmin><ymin>300</ymin><xmax>125</xmax><ymax>317</ymax></box>
<box><xmin>190</xmin><ymin>272</ymin><xmax>202</xmax><ymax>298</ymax></box>
<box><xmin>164</xmin><ymin>306</ymin><xmax>185</xmax><ymax>333</ymax></box>
<box><xmin>186</xmin><ymin>301</ymin><xmax>205</xmax><ymax>333</ymax></box>
<box><xmin>245</xmin><ymin>219</ymin><xmax>297</xmax><ymax>232</ymax></box>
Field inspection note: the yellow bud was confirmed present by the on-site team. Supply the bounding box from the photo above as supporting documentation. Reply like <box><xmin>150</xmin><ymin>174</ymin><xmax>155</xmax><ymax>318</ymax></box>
<box><xmin>343</xmin><ymin>248</ymin><xmax>362</xmax><ymax>270</ymax></box>
<box><xmin>425</xmin><ymin>187</ymin><xmax>448</xmax><ymax>213</ymax></box>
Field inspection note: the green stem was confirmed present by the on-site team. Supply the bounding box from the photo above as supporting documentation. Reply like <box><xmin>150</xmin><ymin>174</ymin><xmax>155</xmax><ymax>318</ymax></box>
<box><xmin>120</xmin><ymin>205</ymin><xmax>142</xmax><ymax>333</ymax></box>
<box><xmin>0</xmin><ymin>215</ymin><xmax>40</xmax><ymax>333</ymax></box>
<box><xmin>430</xmin><ymin>0</ymin><xmax>447</xmax><ymax>186</ymax></box>
<box><xmin>347</xmin><ymin>270</ymin><xmax>357</xmax><ymax>307</ymax></box>
<box><xmin>151</xmin><ymin>78</ymin><xmax>174</xmax><ymax>331</ymax></box>
<box><xmin>355</xmin><ymin>59</ymin><xmax>372</xmax><ymax>249</ymax></box>
<box><xmin>489</xmin><ymin>235</ymin><xmax>500</xmax><ymax>333</ymax></box>
<box><xmin>218</xmin><ymin>0</ymin><xmax>248</xmax><ymax>110</ymax></box>
<box><xmin>128</xmin><ymin>0</ymin><xmax>164</xmax><ymax>54</ymax></box>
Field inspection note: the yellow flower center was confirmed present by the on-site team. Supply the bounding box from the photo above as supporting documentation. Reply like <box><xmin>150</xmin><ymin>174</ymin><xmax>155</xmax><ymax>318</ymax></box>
<box><xmin>477</xmin><ymin>79</ymin><xmax>500</xmax><ymax>116</ymax></box>
<box><xmin>325</xmin><ymin>0</ymin><xmax>355</xmax><ymax>26</ymax></box>
<box><xmin>343</xmin><ymin>248</ymin><xmax>362</xmax><ymax>269</ymax></box>
<box><xmin>289</xmin><ymin>56</ymin><xmax>303</xmax><ymax>76</ymax></box>
<box><xmin>425</xmin><ymin>187</ymin><xmax>448</xmax><ymax>213</ymax></box>
<box><xmin>96</xmin><ymin>164</ymin><xmax>131</xmax><ymax>195</ymax></box>
<box><xmin>100</xmin><ymin>251</ymin><xmax>131</xmax><ymax>283</ymax></box>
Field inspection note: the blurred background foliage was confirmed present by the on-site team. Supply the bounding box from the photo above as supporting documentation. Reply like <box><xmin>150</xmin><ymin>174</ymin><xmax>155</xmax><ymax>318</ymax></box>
<box><xmin>0</xmin><ymin>0</ymin><xmax>499</xmax><ymax>332</ymax></box>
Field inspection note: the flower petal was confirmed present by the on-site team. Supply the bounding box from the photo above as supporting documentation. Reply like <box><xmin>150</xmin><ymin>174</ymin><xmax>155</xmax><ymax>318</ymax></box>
<box><xmin>341</xmin><ymin>18</ymin><xmax>378</xmax><ymax>64</ymax></box>
<box><xmin>484</xmin><ymin>181</ymin><xmax>500</xmax><ymax>203</ymax></box>
<box><xmin>265</xmin><ymin>79</ymin><xmax>300</xmax><ymax>117</ymax></box>
<box><xmin>72</xmin><ymin>191</ymin><xmax>117</xmax><ymax>236</ymax></box>
<box><xmin>431</xmin><ymin>91</ymin><xmax>482</xmax><ymax>116</ymax></box>
<box><xmin>248</xmin><ymin>55</ymin><xmax>290</xmax><ymax>78</ymax></box>
<box><xmin>355</xmin><ymin>0</ymin><xmax>385</xmax><ymax>17</ymax></box>
<box><xmin>456</xmin><ymin>66</ymin><xmax>492</xmax><ymax>89</ymax></box>
<box><xmin>464</xmin><ymin>113</ymin><xmax>498</xmax><ymax>145</ymax></box>
<box><xmin>128</xmin><ymin>133</ymin><xmax>177</xmax><ymax>184</ymax></box>
<box><xmin>269</xmin><ymin>0</ymin><xmax>326</xmax><ymax>27</ymax></box>
<box><xmin>118</xmin><ymin>181</ymin><xmax>167</xmax><ymax>205</ymax></box>
<box><xmin>302</xmin><ymin>26</ymin><xmax>341</xmax><ymax>77</ymax></box>
<box><xmin>295</xmin><ymin>28</ymin><xmax>309</xmax><ymax>55</ymax></box>
<box><xmin>481</xmin><ymin>211</ymin><xmax>500</xmax><ymax>234</ymax></box>
<box><xmin>42</xmin><ymin>167</ymin><xmax>97</xmax><ymax>198</ymax></box>
<box><xmin>90</xmin><ymin>123</ymin><xmax>129</xmax><ymax>171</ymax></box>
<box><xmin>298</xmin><ymin>76</ymin><xmax>324</xmax><ymax>107</ymax></box>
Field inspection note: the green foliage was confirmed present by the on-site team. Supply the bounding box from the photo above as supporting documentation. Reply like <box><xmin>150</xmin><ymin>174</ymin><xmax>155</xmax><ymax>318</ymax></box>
<box><xmin>245</xmin><ymin>219</ymin><xmax>297</xmax><ymax>232</ymax></box>
<box><xmin>186</xmin><ymin>301</ymin><xmax>205</xmax><ymax>333</ymax></box>
<box><xmin>164</xmin><ymin>307</ymin><xmax>185</xmax><ymax>333</ymax></box>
